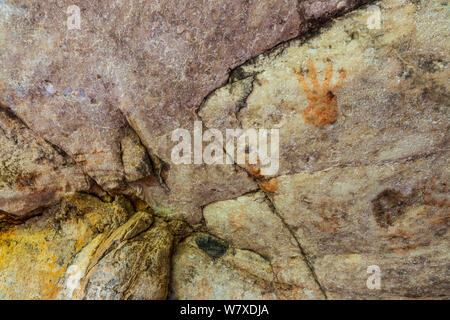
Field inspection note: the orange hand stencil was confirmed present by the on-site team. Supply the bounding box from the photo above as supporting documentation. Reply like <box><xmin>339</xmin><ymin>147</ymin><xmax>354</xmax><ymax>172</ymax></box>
<box><xmin>295</xmin><ymin>59</ymin><xmax>346</xmax><ymax>126</ymax></box>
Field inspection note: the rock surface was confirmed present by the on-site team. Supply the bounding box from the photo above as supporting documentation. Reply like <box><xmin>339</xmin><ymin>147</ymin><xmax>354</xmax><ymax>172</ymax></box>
<box><xmin>203</xmin><ymin>191</ymin><xmax>325</xmax><ymax>299</ymax></box>
<box><xmin>171</xmin><ymin>233</ymin><xmax>278</xmax><ymax>300</ymax></box>
<box><xmin>0</xmin><ymin>0</ymin><xmax>370</xmax><ymax>223</ymax></box>
<box><xmin>0</xmin><ymin>193</ymin><xmax>132</xmax><ymax>299</ymax></box>
<box><xmin>68</xmin><ymin>212</ymin><xmax>173</xmax><ymax>300</ymax></box>
<box><xmin>0</xmin><ymin>0</ymin><xmax>448</xmax><ymax>300</ymax></box>
<box><xmin>205</xmin><ymin>0</ymin><xmax>448</xmax><ymax>298</ymax></box>
<box><xmin>0</xmin><ymin>108</ymin><xmax>89</xmax><ymax>218</ymax></box>
<box><xmin>0</xmin><ymin>193</ymin><xmax>177</xmax><ymax>299</ymax></box>
<box><xmin>272</xmin><ymin>153</ymin><xmax>449</xmax><ymax>298</ymax></box>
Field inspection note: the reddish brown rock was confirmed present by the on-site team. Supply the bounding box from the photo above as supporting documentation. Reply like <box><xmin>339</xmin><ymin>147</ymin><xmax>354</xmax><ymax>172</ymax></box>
<box><xmin>170</xmin><ymin>233</ymin><xmax>278</xmax><ymax>300</ymax></box>
<box><xmin>0</xmin><ymin>0</ymin><xmax>448</xmax><ymax>301</ymax></box>
<box><xmin>0</xmin><ymin>0</ymin><xmax>370</xmax><ymax>221</ymax></box>
<box><xmin>0</xmin><ymin>107</ymin><xmax>89</xmax><ymax>217</ymax></box>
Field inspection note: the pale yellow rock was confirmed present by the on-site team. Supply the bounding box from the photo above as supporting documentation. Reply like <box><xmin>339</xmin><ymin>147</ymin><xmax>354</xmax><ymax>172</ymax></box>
<box><xmin>170</xmin><ymin>233</ymin><xmax>278</xmax><ymax>300</ymax></box>
<box><xmin>201</xmin><ymin>0</ymin><xmax>449</xmax><ymax>178</ymax></box>
<box><xmin>204</xmin><ymin>191</ymin><xmax>325</xmax><ymax>299</ymax></box>
<box><xmin>272</xmin><ymin>152</ymin><xmax>449</xmax><ymax>298</ymax></box>
<box><xmin>0</xmin><ymin>193</ymin><xmax>130</xmax><ymax>299</ymax></box>
<box><xmin>0</xmin><ymin>194</ymin><xmax>172</xmax><ymax>300</ymax></box>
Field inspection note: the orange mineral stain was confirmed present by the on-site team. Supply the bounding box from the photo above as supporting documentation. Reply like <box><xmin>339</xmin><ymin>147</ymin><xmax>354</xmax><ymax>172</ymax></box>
<box><xmin>295</xmin><ymin>59</ymin><xmax>346</xmax><ymax>126</ymax></box>
<box><xmin>259</xmin><ymin>178</ymin><xmax>278</xmax><ymax>193</ymax></box>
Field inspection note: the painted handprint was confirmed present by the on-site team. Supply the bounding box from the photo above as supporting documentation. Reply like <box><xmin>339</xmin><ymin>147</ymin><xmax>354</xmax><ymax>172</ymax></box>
<box><xmin>295</xmin><ymin>60</ymin><xmax>347</xmax><ymax>126</ymax></box>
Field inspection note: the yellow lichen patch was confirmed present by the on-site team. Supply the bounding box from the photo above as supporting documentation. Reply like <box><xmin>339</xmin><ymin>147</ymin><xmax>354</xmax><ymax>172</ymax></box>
<box><xmin>60</xmin><ymin>193</ymin><xmax>132</xmax><ymax>233</ymax></box>
<box><xmin>0</xmin><ymin>193</ymin><xmax>133</xmax><ymax>299</ymax></box>
<box><xmin>0</xmin><ymin>227</ymin><xmax>66</xmax><ymax>299</ymax></box>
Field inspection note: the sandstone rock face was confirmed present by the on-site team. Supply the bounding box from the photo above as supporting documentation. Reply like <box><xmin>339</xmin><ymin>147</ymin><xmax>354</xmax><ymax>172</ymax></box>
<box><xmin>171</xmin><ymin>233</ymin><xmax>278</xmax><ymax>300</ymax></box>
<box><xmin>0</xmin><ymin>108</ymin><xmax>89</xmax><ymax>218</ymax></box>
<box><xmin>68</xmin><ymin>212</ymin><xmax>173</xmax><ymax>300</ymax></box>
<box><xmin>0</xmin><ymin>0</ymin><xmax>369</xmax><ymax>223</ymax></box>
<box><xmin>0</xmin><ymin>194</ymin><xmax>175</xmax><ymax>300</ymax></box>
<box><xmin>207</xmin><ymin>0</ymin><xmax>448</xmax><ymax>298</ymax></box>
<box><xmin>203</xmin><ymin>192</ymin><xmax>325</xmax><ymax>299</ymax></box>
<box><xmin>0</xmin><ymin>0</ymin><xmax>449</xmax><ymax>300</ymax></box>
<box><xmin>0</xmin><ymin>194</ymin><xmax>133</xmax><ymax>299</ymax></box>
<box><xmin>272</xmin><ymin>154</ymin><xmax>449</xmax><ymax>298</ymax></box>
<box><xmin>202</xmin><ymin>1</ymin><xmax>448</xmax><ymax>178</ymax></box>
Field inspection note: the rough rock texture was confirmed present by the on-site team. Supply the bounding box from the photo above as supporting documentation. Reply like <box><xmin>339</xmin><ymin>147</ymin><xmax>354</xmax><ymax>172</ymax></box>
<box><xmin>0</xmin><ymin>0</ymin><xmax>370</xmax><ymax>223</ymax></box>
<box><xmin>273</xmin><ymin>153</ymin><xmax>449</xmax><ymax>298</ymax></box>
<box><xmin>120</xmin><ymin>130</ymin><xmax>153</xmax><ymax>183</ymax></box>
<box><xmin>203</xmin><ymin>191</ymin><xmax>325</xmax><ymax>299</ymax></box>
<box><xmin>68</xmin><ymin>212</ymin><xmax>173</xmax><ymax>300</ymax></box>
<box><xmin>201</xmin><ymin>0</ymin><xmax>449</xmax><ymax>178</ymax></box>
<box><xmin>0</xmin><ymin>0</ymin><xmax>449</xmax><ymax>300</ymax></box>
<box><xmin>201</xmin><ymin>0</ymin><xmax>449</xmax><ymax>298</ymax></box>
<box><xmin>171</xmin><ymin>233</ymin><xmax>278</xmax><ymax>300</ymax></box>
<box><xmin>0</xmin><ymin>193</ymin><xmax>133</xmax><ymax>299</ymax></box>
<box><xmin>0</xmin><ymin>107</ymin><xmax>89</xmax><ymax>217</ymax></box>
<box><xmin>0</xmin><ymin>193</ymin><xmax>177</xmax><ymax>299</ymax></box>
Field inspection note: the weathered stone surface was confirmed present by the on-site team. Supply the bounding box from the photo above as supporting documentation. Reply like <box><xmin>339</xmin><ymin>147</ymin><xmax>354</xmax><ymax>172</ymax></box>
<box><xmin>273</xmin><ymin>153</ymin><xmax>448</xmax><ymax>255</ymax></box>
<box><xmin>0</xmin><ymin>0</ymin><xmax>370</xmax><ymax>223</ymax></box>
<box><xmin>314</xmin><ymin>247</ymin><xmax>450</xmax><ymax>299</ymax></box>
<box><xmin>69</xmin><ymin>213</ymin><xmax>173</xmax><ymax>300</ymax></box>
<box><xmin>0</xmin><ymin>108</ymin><xmax>90</xmax><ymax>217</ymax></box>
<box><xmin>170</xmin><ymin>233</ymin><xmax>278</xmax><ymax>299</ymax></box>
<box><xmin>201</xmin><ymin>0</ymin><xmax>449</xmax><ymax>177</ymax></box>
<box><xmin>133</xmin><ymin>160</ymin><xmax>258</xmax><ymax>224</ymax></box>
<box><xmin>0</xmin><ymin>0</ymin><xmax>448</xmax><ymax>301</ymax></box>
<box><xmin>204</xmin><ymin>191</ymin><xmax>325</xmax><ymax>299</ymax></box>
<box><xmin>272</xmin><ymin>152</ymin><xmax>449</xmax><ymax>298</ymax></box>
<box><xmin>0</xmin><ymin>194</ymin><xmax>174</xmax><ymax>300</ymax></box>
<box><xmin>199</xmin><ymin>76</ymin><xmax>255</xmax><ymax>139</ymax></box>
<box><xmin>120</xmin><ymin>130</ymin><xmax>152</xmax><ymax>183</ymax></box>
<box><xmin>0</xmin><ymin>193</ymin><xmax>132</xmax><ymax>299</ymax></box>
<box><xmin>198</xmin><ymin>0</ymin><xmax>449</xmax><ymax>299</ymax></box>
